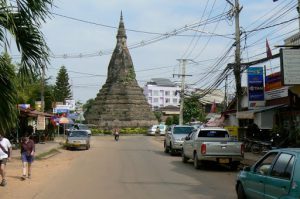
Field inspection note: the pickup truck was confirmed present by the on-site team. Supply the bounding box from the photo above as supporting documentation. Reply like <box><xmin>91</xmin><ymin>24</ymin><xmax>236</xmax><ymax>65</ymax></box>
<box><xmin>182</xmin><ymin>127</ymin><xmax>244</xmax><ymax>170</ymax></box>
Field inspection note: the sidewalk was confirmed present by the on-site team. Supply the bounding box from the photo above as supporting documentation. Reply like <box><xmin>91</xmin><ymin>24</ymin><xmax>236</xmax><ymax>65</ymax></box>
<box><xmin>11</xmin><ymin>137</ymin><xmax>65</xmax><ymax>159</ymax></box>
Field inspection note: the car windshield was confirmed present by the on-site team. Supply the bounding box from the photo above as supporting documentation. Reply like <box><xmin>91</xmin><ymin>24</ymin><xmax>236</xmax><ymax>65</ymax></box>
<box><xmin>78</xmin><ymin>125</ymin><xmax>89</xmax><ymax>130</ymax></box>
<box><xmin>159</xmin><ymin>125</ymin><xmax>165</xmax><ymax>130</ymax></box>
<box><xmin>69</xmin><ymin>131</ymin><xmax>87</xmax><ymax>137</ymax></box>
<box><xmin>198</xmin><ymin>130</ymin><xmax>229</xmax><ymax>138</ymax></box>
<box><xmin>173</xmin><ymin>127</ymin><xmax>193</xmax><ymax>134</ymax></box>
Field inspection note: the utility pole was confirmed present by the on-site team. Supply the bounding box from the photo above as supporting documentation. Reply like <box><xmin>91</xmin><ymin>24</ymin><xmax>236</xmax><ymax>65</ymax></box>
<box><xmin>227</xmin><ymin>0</ymin><xmax>242</xmax><ymax>111</ymax></box>
<box><xmin>298</xmin><ymin>0</ymin><xmax>300</xmax><ymax>31</ymax></box>
<box><xmin>224</xmin><ymin>75</ymin><xmax>228</xmax><ymax>111</ymax></box>
<box><xmin>175</xmin><ymin>59</ymin><xmax>192</xmax><ymax>125</ymax></box>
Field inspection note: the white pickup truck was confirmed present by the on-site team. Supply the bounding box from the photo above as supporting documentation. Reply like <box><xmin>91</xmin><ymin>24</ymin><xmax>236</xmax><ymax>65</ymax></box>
<box><xmin>182</xmin><ymin>127</ymin><xmax>244</xmax><ymax>170</ymax></box>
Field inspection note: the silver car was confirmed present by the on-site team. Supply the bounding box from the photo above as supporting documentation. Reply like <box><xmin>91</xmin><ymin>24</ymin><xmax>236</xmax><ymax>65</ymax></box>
<box><xmin>164</xmin><ymin>125</ymin><xmax>194</xmax><ymax>155</ymax></box>
<box><xmin>66</xmin><ymin>130</ymin><xmax>91</xmax><ymax>150</ymax></box>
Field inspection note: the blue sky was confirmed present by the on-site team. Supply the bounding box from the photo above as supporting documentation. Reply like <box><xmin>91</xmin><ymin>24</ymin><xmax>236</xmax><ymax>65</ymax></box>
<box><xmin>13</xmin><ymin>0</ymin><xmax>299</xmax><ymax>103</ymax></box>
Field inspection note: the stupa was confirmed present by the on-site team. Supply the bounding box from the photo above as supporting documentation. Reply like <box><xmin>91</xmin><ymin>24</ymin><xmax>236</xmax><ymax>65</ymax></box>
<box><xmin>85</xmin><ymin>13</ymin><xmax>157</xmax><ymax>129</ymax></box>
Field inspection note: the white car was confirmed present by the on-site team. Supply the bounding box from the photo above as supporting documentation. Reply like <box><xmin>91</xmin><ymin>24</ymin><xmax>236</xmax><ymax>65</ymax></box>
<box><xmin>147</xmin><ymin>125</ymin><xmax>167</xmax><ymax>136</ymax></box>
<box><xmin>73</xmin><ymin>124</ymin><xmax>92</xmax><ymax>136</ymax></box>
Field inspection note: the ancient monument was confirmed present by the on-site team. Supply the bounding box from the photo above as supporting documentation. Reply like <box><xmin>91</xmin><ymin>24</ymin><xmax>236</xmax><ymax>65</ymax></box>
<box><xmin>85</xmin><ymin>13</ymin><xmax>157</xmax><ymax>128</ymax></box>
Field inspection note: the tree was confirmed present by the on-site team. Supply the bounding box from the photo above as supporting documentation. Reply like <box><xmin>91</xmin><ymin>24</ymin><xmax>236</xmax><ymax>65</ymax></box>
<box><xmin>183</xmin><ymin>95</ymin><xmax>205</xmax><ymax>124</ymax></box>
<box><xmin>0</xmin><ymin>0</ymin><xmax>53</xmax><ymax>133</ymax></box>
<box><xmin>54</xmin><ymin>66</ymin><xmax>72</xmax><ymax>102</ymax></box>
<box><xmin>83</xmin><ymin>98</ymin><xmax>95</xmax><ymax>118</ymax></box>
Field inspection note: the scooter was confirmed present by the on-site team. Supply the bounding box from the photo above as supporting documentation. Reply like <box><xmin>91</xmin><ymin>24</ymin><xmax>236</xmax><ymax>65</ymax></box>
<box><xmin>114</xmin><ymin>134</ymin><xmax>119</xmax><ymax>141</ymax></box>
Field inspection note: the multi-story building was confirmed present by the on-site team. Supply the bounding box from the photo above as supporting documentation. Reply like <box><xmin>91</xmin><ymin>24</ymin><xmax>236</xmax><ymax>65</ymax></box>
<box><xmin>143</xmin><ymin>78</ymin><xmax>180</xmax><ymax>110</ymax></box>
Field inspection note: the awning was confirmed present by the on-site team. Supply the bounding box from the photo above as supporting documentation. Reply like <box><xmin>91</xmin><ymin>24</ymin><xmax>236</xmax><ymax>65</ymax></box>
<box><xmin>236</xmin><ymin>104</ymin><xmax>286</xmax><ymax>119</ymax></box>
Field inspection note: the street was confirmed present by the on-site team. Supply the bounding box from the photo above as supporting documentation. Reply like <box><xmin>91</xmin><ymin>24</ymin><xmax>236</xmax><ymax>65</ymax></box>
<box><xmin>3</xmin><ymin>136</ymin><xmax>238</xmax><ymax>199</ymax></box>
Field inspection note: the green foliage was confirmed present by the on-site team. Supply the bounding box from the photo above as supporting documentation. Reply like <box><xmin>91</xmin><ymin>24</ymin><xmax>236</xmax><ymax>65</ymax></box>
<box><xmin>165</xmin><ymin>115</ymin><xmax>179</xmax><ymax>125</ymax></box>
<box><xmin>154</xmin><ymin>111</ymin><xmax>162</xmax><ymax>123</ymax></box>
<box><xmin>54</xmin><ymin>66</ymin><xmax>72</xmax><ymax>102</ymax></box>
<box><xmin>0</xmin><ymin>0</ymin><xmax>53</xmax><ymax>134</ymax></box>
<box><xmin>183</xmin><ymin>95</ymin><xmax>205</xmax><ymax>123</ymax></box>
<box><xmin>0</xmin><ymin>54</ymin><xmax>18</xmax><ymax>132</ymax></box>
<box><xmin>91</xmin><ymin>127</ymin><xmax>147</xmax><ymax>135</ymax></box>
<box><xmin>165</xmin><ymin>117</ymin><xmax>173</xmax><ymax>125</ymax></box>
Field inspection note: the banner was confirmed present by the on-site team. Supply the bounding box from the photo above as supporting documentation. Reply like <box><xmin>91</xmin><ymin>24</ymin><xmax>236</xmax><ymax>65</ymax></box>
<box><xmin>36</xmin><ymin>115</ymin><xmax>45</xmax><ymax>130</ymax></box>
<box><xmin>265</xmin><ymin>72</ymin><xmax>289</xmax><ymax>100</ymax></box>
<box><xmin>248</xmin><ymin>67</ymin><xmax>265</xmax><ymax>109</ymax></box>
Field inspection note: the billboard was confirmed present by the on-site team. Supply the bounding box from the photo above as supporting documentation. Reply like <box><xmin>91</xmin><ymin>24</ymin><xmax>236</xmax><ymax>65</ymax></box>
<box><xmin>248</xmin><ymin>67</ymin><xmax>265</xmax><ymax>109</ymax></box>
<box><xmin>265</xmin><ymin>72</ymin><xmax>289</xmax><ymax>100</ymax></box>
<box><xmin>65</xmin><ymin>99</ymin><xmax>76</xmax><ymax>111</ymax></box>
<box><xmin>281</xmin><ymin>49</ymin><xmax>300</xmax><ymax>85</ymax></box>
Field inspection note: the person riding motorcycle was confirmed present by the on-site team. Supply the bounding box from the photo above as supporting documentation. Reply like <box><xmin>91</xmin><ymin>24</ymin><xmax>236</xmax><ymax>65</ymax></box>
<box><xmin>113</xmin><ymin>128</ymin><xmax>120</xmax><ymax>141</ymax></box>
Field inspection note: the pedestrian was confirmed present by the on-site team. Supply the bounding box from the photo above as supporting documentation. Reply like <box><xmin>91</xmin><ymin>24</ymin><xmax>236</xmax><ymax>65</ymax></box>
<box><xmin>155</xmin><ymin>126</ymin><xmax>161</xmax><ymax>137</ymax></box>
<box><xmin>0</xmin><ymin>133</ymin><xmax>12</xmax><ymax>187</ymax></box>
<box><xmin>20</xmin><ymin>134</ymin><xmax>35</xmax><ymax>180</ymax></box>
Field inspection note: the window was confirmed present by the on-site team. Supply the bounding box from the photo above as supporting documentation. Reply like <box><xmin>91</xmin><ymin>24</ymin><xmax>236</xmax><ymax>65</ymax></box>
<box><xmin>165</xmin><ymin>91</ymin><xmax>170</xmax><ymax>96</ymax></box>
<box><xmin>165</xmin><ymin>98</ymin><xmax>170</xmax><ymax>103</ymax></box>
<box><xmin>271</xmin><ymin>153</ymin><xmax>294</xmax><ymax>180</ymax></box>
<box><xmin>148</xmin><ymin>90</ymin><xmax>152</xmax><ymax>96</ymax></box>
<box><xmin>198</xmin><ymin>130</ymin><xmax>229</xmax><ymax>138</ymax></box>
<box><xmin>153</xmin><ymin>98</ymin><xmax>159</xmax><ymax>103</ymax></box>
<box><xmin>173</xmin><ymin>127</ymin><xmax>194</xmax><ymax>134</ymax></box>
<box><xmin>254</xmin><ymin>152</ymin><xmax>278</xmax><ymax>175</ymax></box>
<box><xmin>153</xmin><ymin>90</ymin><xmax>159</xmax><ymax>96</ymax></box>
<box><xmin>173</xmin><ymin>98</ymin><xmax>177</xmax><ymax>103</ymax></box>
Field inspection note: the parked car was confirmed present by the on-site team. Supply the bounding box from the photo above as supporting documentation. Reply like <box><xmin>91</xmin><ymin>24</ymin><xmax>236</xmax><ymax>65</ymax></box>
<box><xmin>147</xmin><ymin>124</ymin><xmax>167</xmax><ymax>135</ymax></box>
<box><xmin>164</xmin><ymin>125</ymin><xmax>194</xmax><ymax>155</ymax></box>
<box><xmin>74</xmin><ymin>123</ymin><xmax>92</xmax><ymax>136</ymax></box>
<box><xmin>236</xmin><ymin>148</ymin><xmax>300</xmax><ymax>199</ymax></box>
<box><xmin>182</xmin><ymin>127</ymin><xmax>244</xmax><ymax>170</ymax></box>
<box><xmin>66</xmin><ymin>130</ymin><xmax>90</xmax><ymax>150</ymax></box>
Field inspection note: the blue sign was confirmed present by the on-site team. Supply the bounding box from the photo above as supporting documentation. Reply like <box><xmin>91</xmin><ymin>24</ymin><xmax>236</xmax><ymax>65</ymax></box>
<box><xmin>248</xmin><ymin>67</ymin><xmax>264</xmax><ymax>101</ymax></box>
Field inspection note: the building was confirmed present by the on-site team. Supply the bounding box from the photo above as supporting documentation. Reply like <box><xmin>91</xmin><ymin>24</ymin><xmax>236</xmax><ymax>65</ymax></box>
<box><xmin>84</xmin><ymin>13</ymin><xmax>157</xmax><ymax>128</ymax></box>
<box><xmin>143</xmin><ymin>78</ymin><xmax>180</xmax><ymax>110</ymax></box>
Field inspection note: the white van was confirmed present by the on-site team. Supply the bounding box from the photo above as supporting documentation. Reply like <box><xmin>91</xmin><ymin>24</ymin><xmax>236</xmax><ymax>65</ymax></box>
<box><xmin>147</xmin><ymin>124</ymin><xmax>167</xmax><ymax>136</ymax></box>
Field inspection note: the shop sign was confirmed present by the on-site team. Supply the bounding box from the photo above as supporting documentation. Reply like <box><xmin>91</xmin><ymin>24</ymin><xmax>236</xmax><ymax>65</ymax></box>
<box><xmin>248</xmin><ymin>67</ymin><xmax>265</xmax><ymax>109</ymax></box>
<box><xmin>281</xmin><ymin>49</ymin><xmax>300</xmax><ymax>85</ymax></box>
<box><xmin>36</xmin><ymin>115</ymin><xmax>45</xmax><ymax>130</ymax></box>
<box><xmin>265</xmin><ymin>72</ymin><xmax>289</xmax><ymax>100</ymax></box>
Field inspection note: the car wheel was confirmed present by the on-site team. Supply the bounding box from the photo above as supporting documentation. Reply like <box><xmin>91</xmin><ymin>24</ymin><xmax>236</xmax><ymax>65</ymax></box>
<box><xmin>194</xmin><ymin>153</ymin><xmax>201</xmax><ymax>169</ymax></box>
<box><xmin>230</xmin><ymin>162</ymin><xmax>239</xmax><ymax>171</ymax></box>
<box><xmin>182</xmin><ymin>150</ymin><xmax>189</xmax><ymax>163</ymax></box>
<box><xmin>237</xmin><ymin>183</ymin><xmax>246</xmax><ymax>199</ymax></box>
<box><xmin>170</xmin><ymin>143</ymin><xmax>175</xmax><ymax>156</ymax></box>
<box><xmin>164</xmin><ymin>141</ymin><xmax>169</xmax><ymax>153</ymax></box>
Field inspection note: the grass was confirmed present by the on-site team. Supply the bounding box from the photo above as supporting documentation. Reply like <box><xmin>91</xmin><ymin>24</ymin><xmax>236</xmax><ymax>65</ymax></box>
<box><xmin>35</xmin><ymin>148</ymin><xmax>61</xmax><ymax>160</ymax></box>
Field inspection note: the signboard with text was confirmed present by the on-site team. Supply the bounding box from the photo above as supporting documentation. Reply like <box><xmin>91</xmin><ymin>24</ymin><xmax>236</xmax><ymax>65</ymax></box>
<box><xmin>281</xmin><ymin>49</ymin><xmax>300</xmax><ymax>85</ymax></box>
<box><xmin>265</xmin><ymin>72</ymin><xmax>289</xmax><ymax>100</ymax></box>
<box><xmin>248</xmin><ymin>67</ymin><xmax>265</xmax><ymax>109</ymax></box>
<box><xmin>36</xmin><ymin>115</ymin><xmax>45</xmax><ymax>130</ymax></box>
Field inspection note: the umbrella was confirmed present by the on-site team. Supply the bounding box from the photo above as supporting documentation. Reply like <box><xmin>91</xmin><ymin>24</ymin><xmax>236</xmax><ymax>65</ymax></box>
<box><xmin>55</xmin><ymin>117</ymin><xmax>74</xmax><ymax>124</ymax></box>
<box><xmin>55</xmin><ymin>117</ymin><xmax>74</xmax><ymax>136</ymax></box>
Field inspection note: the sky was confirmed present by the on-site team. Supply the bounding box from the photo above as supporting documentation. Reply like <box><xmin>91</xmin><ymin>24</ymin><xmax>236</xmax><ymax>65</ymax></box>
<box><xmin>11</xmin><ymin>0</ymin><xmax>300</xmax><ymax>103</ymax></box>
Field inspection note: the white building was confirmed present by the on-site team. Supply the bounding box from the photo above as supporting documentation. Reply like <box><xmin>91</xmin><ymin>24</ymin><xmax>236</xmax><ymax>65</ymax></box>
<box><xmin>143</xmin><ymin>78</ymin><xmax>180</xmax><ymax>110</ymax></box>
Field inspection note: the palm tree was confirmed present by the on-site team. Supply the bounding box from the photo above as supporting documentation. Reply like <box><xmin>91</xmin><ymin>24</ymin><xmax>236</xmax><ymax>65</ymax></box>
<box><xmin>0</xmin><ymin>0</ymin><xmax>53</xmax><ymax>134</ymax></box>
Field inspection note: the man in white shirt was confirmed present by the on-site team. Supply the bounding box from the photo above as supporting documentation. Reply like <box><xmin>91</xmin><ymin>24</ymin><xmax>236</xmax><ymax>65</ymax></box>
<box><xmin>0</xmin><ymin>133</ymin><xmax>12</xmax><ymax>187</ymax></box>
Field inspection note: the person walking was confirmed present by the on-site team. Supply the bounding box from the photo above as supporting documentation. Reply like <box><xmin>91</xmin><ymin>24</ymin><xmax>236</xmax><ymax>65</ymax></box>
<box><xmin>20</xmin><ymin>134</ymin><xmax>35</xmax><ymax>180</ymax></box>
<box><xmin>0</xmin><ymin>133</ymin><xmax>12</xmax><ymax>187</ymax></box>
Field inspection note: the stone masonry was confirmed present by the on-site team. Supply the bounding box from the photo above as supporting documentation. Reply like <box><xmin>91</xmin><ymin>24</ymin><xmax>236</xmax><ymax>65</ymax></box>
<box><xmin>84</xmin><ymin>13</ymin><xmax>157</xmax><ymax>129</ymax></box>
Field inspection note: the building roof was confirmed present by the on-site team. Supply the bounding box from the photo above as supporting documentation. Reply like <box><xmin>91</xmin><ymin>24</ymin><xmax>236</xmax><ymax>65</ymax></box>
<box><xmin>147</xmin><ymin>78</ymin><xmax>176</xmax><ymax>87</ymax></box>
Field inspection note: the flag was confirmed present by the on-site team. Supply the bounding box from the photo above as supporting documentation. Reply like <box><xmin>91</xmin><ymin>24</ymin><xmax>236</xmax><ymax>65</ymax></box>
<box><xmin>210</xmin><ymin>100</ymin><xmax>217</xmax><ymax>113</ymax></box>
<box><xmin>266</xmin><ymin>39</ymin><xmax>272</xmax><ymax>59</ymax></box>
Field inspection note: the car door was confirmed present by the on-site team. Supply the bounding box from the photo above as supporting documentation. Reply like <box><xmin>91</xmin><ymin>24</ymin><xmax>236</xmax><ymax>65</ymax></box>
<box><xmin>264</xmin><ymin>153</ymin><xmax>294</xmax><ymax>199</ymax></box>
<box><xmin>244</xmin><ymin>152</ymin><xmax>278</xmax><ymax>199</ymax></box>
<box><xmin>185</xmin><ymin>130</ymin><xmax>196</xmax><ymax>158</ymax></box>
<box><xmin>165</xmin><ymin>126</ymin><xmax>172</xmax><ymax>147</ymax></box>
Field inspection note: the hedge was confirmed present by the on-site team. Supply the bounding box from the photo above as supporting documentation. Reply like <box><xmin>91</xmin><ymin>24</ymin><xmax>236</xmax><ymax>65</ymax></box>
<box><xmin>91</xmin><ymin>127</ymin><xmax>147</xmax><ymax>135</ymax></box>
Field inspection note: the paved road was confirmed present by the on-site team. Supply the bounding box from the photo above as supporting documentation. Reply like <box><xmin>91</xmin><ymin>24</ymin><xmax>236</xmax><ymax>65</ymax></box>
<box><xmin>34</xmin><ymin>136</ymin><xmax>238</xmax><ymax>199</ymax></box>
